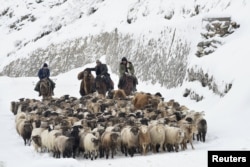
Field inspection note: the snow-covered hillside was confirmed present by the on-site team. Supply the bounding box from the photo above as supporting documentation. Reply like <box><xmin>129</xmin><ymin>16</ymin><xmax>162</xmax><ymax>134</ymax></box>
<box><xmin>1</xmin><ymin>0</ymin><xmax>250</xmax><ymax>167</ymax></box>
<box><xmin>1</xmin><ymin>0</ymin><xmax>249</xmax><ymax>100</ymax></box>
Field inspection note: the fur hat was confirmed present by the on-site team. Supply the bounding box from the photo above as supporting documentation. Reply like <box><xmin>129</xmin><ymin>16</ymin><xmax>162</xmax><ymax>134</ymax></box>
<box><xmin>43</xmin><ymin>63</ymin><xmax>48</xmax><ymax>67</ymax></box>
<box><xmin>122</xmin><ymin>57</ymin><xmax>127</xmax><ymax>61</ymax></box>
<box><xmin>96</xmin><ymin>60</ymin><xmax>101</xmax><ymax>63</ymax></box>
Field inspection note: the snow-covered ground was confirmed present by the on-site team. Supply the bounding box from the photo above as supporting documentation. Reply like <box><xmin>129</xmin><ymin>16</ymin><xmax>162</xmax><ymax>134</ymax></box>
<box><xmin>0</xmin><ymin>56</ymin><xmax>250</xmax><ymax>167</ymax></box>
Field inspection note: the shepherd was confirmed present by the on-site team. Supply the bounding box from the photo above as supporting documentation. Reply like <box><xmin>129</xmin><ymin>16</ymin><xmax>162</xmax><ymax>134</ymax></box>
<box><xmin>86</xmin><ymin>60</ymin><xmax>114</xmax><ymax>92</ymax></box>
<box><xmin>34</xmin><ymin>63</ymin><xmax>55</xmax><ymax>96</ymax></box>
<box><xmin>118</xmin><ymin>57</ymin><xmax>138</xmax><ymax>92</ymax></box>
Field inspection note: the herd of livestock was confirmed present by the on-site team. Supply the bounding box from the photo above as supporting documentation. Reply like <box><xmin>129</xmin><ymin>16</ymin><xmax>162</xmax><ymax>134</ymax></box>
<box><xmin>11</xmin><ymin>90</ymin><xmax>207</xmax><ymax>160</ymax></box>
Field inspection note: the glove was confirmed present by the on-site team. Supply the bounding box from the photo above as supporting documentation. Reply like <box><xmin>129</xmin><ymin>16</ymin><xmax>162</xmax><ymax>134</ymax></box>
<box><xmin>125</xmin><ymin>72</ymin><xmax>128</xmax><ymax>75</ymax></box>
<box><xmin>101</xmin><ymin>75</ymin><xmax>105</xmax><ymax>78</ymax></box>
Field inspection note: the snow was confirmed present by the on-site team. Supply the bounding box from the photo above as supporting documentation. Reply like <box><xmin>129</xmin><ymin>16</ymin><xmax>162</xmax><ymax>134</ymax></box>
<box><xmin>1</xmin><ymin>0</ymin><xmax>250</xmax><ymax>167</ymax></box>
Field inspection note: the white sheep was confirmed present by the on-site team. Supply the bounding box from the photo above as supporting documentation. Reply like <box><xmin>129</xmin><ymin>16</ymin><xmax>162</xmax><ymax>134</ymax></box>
<box><xmin>15</xmin><ymin>112</ymin><xmax>26</xmax><ymax>123</ymax></box>
<box><xmin>47</xmin><ymin>129</ymin><xmax>62</xmax><ymax>153</ymax></box>
<box><xmin>40</xmin><ymin>125</ymin><xmax>54</xmax><ymax>152</ymax></box>
<box><xmin>179</xmin><ymin>123</ymin><xmax>198</xmax><ymax>150</ymax></box>
<box><xmin>120</xmin><ymin>126</ymin><xmax>139</xmax><ymax>157</ymax></box>
<box><xmin>40</xmin><ymin>128</ymin><xmax>50</xmax><ymax>152</ymax></box>
<box><xmin>149</xmin><ymin>124</ymin><xmax>165</xmax><ymax>153</ymax></box>
<box><xmin>31</xmin><ymin>127</ymin><xmax>46</xmax><ymax>152</ymax></box>
<box><xmin>79</xmin><ymin>127</ymin><xmax>92</xmax><ymax>156</ymax></box>
<box><xmin>83</xmin><ymin>133</ymin><xmax>99</xmax><ymax>160</ymax></box>
<box><xmin>16</xmin><ymin>118</ymin><xmax>33</xmax><ymax>146</ymax></box>
<box><xmin>54</xmin><ymin>135</ymin><xmax>75</xmax><ymax>158</ymax></box>
<box><xmin>164</xmin><ymin>125</ymin><xmax>185</xmax><ymax>152</ymax></box>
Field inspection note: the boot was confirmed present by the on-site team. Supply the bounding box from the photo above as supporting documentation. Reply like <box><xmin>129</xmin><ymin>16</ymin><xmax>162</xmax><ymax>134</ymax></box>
<box><xmin>110</xmin><ymin>80</ymin><xmax>114</xmax><ymax>90</ymax></box>
<box><xmin>133</xmin><ymin>85</ymin><xmax>137</xmax><ymax>92</ymax></box>
<box><xmin>92</xmin><ymin>85</ymin><xmax>96</xmax><ymax>92</ymax></box>
<box><xmin>34</xmin><ymin>82</ymin><xmax>40</xmax><ymax>92</ymax></box>
<box><xmin>92</xmin><ymin>81</ymin><xmax>96</xmax><ymax>92</ymax></box>
<box><xmin>106</xmin><ymin>82</ymin><xmax>111</xmax><ymax>91</ymax></box>
<box><xmin>52</xmin><ymin>81</ymin><xmax>56</xmax><ymax>89</ymax></box>
<box><xmin>118</xmin><ymin>78</ymin><xmax>122</xmax><ymax>89</ymax></box>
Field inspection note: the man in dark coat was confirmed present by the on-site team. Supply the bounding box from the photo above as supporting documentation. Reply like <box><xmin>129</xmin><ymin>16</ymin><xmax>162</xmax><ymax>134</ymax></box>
<box><xmin>118</xmin><ymin>57</ymin><xmax>138</xmax><ymax>91</ymax></box>
<box><xmin>38</xmin><ymin>63</ymin><xmax>50</xmax><ymax>80</ymax></box>
<box><xmin>87</xmin><ymin>60</ymin><xmax>114</xmax><ymax>91</ymax></box>
<box><xmin>34</xmin><ymin>63</ymin><xmax>55</xmax><ymax>96</ymax></box>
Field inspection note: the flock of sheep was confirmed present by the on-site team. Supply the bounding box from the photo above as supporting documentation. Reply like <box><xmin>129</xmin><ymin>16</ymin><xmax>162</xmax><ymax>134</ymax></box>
<box><xmin>11</xmin><ymin>90</ymin><xmax>207</xmax><ymax>160</ymax></box>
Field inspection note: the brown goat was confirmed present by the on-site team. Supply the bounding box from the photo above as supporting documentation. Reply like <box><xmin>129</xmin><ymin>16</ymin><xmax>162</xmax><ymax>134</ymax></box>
<box><xmin>132</xmin><ymin>92</ymin><xmax>161</xmax><ymax>110</ymax></box>
<box><xmin>100</xmin><ymin>131</ymin><xmax>119</xmax><ymax>159</ymax></box>
<box><xmin>132</xmin><ymin>92</ymin><xmax>152</xmax><ymax>109</ymax></box>
<box><xmin>107</xmin><ymin>89</ymin><xmax>127</xmax><ymax>100</ymax></box>
<box><xmin>138</xmin><ymin>125</ymin><xmax>151</xmax><ymax>155</ymax></box>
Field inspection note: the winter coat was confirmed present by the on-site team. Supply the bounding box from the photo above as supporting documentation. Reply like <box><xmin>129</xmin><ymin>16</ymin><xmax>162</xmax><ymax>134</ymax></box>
<box><xmin>89</xmin><ymin>63</ymin><xmax>109</xmax><ymax>76</ymax></box>
<box><xmin>119</xmin><ymin>61</ymin><xmax>135</xmax><ymax>77</ymax></box>
<box><xmin>38</xmin><ymin>67</ymin><xmax>50</xmax><ymax>80</ymax></box>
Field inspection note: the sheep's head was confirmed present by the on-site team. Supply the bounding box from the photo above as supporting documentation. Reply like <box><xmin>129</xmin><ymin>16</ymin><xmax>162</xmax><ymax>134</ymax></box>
<box><xmin>130</xmin><ymin>126</ymin><xmax>139</xmax><ymax>135</ymax></box>
<box><xmin>110</xmin><ymin>133</ymin><xmax>119</xmax><ymax>143</ymax></box>
<box><xmin>32</xmin><ymin>135</ymin><xmax>42</xmax><ymax>147</ymax></box>
<box><xmin>91</xmin><ymin>138</ymin><xmax>100</xmax><ymax>147</ymax></box>
<box><xmin>24</xmin><ymin>121</ymin><xmax>32</xmax><ymax>130</ymax></box>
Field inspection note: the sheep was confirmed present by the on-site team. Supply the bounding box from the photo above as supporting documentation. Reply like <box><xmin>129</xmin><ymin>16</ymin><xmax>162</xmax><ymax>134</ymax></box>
<box><xmin>11</xmin><ymin>101</ymin><xmax>19</xmax><ymax>115</ymax></box>
<box><xmin>79</xmin><ymin>127</ymin><xmax>92</xmax><ymax>156</ymax></box>
<box><xmin>86</xmin><ymin>100</ymin><xmax>101</xmax><ymax>114</ymax></box>
<box><xmin>149</xmin><ymin>124</ymin><xmax>165</xmax><ymax>153</ymax></box>
<box><xmin>47</xmin><ymin>129</ymin><xmax>63</xmax><ymax>153</ymax></box>
<box><xmin>107</xmin><ymin>89</ymin><xmax>127</xmax><ymax>100</ymax></box>
<box><xmin>179</xmin><ymin>123</ymin><xmax>198</xmax><ymax>150</ymax></box>
<box><xmin>31</xmin><ymin>127</ymin><xmax>46</xmax><ymax>152</ymax></box>
<box><xmin>15</xmin><ymin>112</ymin><xmax>26</xmax><ymax>123</ymax></box>
<box><xmin>13</xmin><ymin>100</ymin><xmax>28</xmax><ymax>116</ymax></box>
<box><xmin>100</xmin><ymin>131</ymin><xmax>120</xmax><ymax>159</ymax></box>
<box><xmin>83</xmin><ymin>133</ymin><xmax>100</xmax><ymax>160</ymax></box>
<box><xmin>185</xmin><ymin>110</ymin><xmax>205</xmax><ymax>124</ymax></box>
<box><xmin>70</xmin><ymin>126</ymin><xmax>81</xmax><ymax>158</ymax></box>
<box><xmin>40</xmin><ymin>127</ymin><xmax>51</xmax><ymax>152</ymax></box>
<box><xmin>16</xmin><ymin>119</ymin><xmax>33</xmax><ymax>146</ymax></box>
<box><xmin>132</xmin><ymin>92</ymin><xmax>152</xmax><ymax>109</ymax></box>
<box><xmin>139</xmin><ymin>117</ymin><xmax>150</xmax><ymax>126</ymax></box>
<box><xmin>105</xmin><ymin>123</ymin><xmax>123</xmax><ymax>133</ymax></box>
<box><xmin>65</xmin><ymin>116</ymin><xmax>79</xmax><ymax>127</ymax></box>
<box><xmin>120</xmin><ymin>126</ymin><xmax>139</xmax><ymax>157</ymax></box>
<box><xmin>11</xmin><ymin>94</ymin><xmax>206</xmax><ymax>159</ymax></box>
<box><xmin>183</xmin><ymin>111</ymin><xmax>206</xmax><ymax>142</ymax></box>
<box><xmin>138</xmin><ymin>125</ymin><xmax>151</xmax><ymax>155</ymax></box>
<box><xmin>164</xmin><ymin>125</ymin><xmax>185</xmax><ymax>152</ymax></box>
<box><xmin>132</xmin><ymin>92</ymin><xmax>161</xmax><ymax>110</ymax></box>
<box><xmin>196</xmin><ymin>118</ymin><xmax>207</xmax><ymax>142</ymax></box>
<box><xmin>54</xmin><ymin>135</ymin><xmax>75</xmax><ymax>158</ymax></box>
